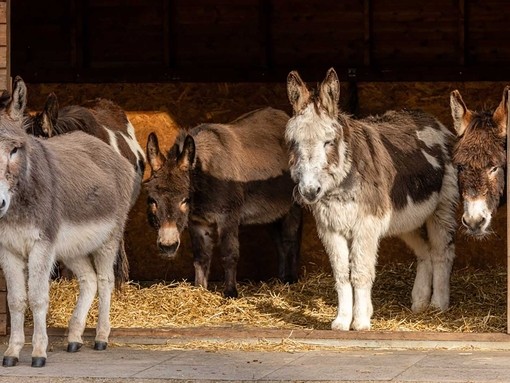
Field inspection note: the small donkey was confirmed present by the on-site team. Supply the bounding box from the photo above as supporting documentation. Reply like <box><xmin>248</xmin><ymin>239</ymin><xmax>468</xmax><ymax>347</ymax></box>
<box><xmin>0</xmin><ymin>78</ymin><xmax>136</xmax><ymax>367</ymax></box>
<box><xmin>285</xmin><ymin>68</ymin><xmax>458</xmax><ymax>330</ymax></box>
<box><xmin>144</xmin><ymin>108</ymin><xmax>303</xmax><ymax>297</ymax></box>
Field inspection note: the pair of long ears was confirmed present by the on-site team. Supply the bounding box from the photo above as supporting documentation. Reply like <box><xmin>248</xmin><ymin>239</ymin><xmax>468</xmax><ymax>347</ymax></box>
<box><xmin>146</xmin><ymin>132</ymin><xmax>196</xmax><ymax>175</ymax></box>
<box><xmin>450</xmin><ymin>86</ymin><xmax>510</xmax><ymax>138</ymax></box>
<box><xmin>286</xmin><ymin>67</ymin><xmax>340</xmax><ymax>117</ymax></box>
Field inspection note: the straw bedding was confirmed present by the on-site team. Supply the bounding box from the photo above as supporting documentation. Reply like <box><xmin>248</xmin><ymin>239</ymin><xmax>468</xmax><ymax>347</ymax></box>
<box><xmin>29</xmin><ymin>262</ymin><xmax>505</xmax><ymax>334</ymax></box>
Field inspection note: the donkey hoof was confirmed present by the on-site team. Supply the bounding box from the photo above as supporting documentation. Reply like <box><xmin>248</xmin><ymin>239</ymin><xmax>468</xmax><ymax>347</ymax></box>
<box><xmin>31</xmin><ymin>357</ymin><xmax>46</xmax><ymax>368</ymax></box>
<box><xmin>67</xmin><ymin>342</ymin><xmax>83</xmax><ymax>353</ymax></box>
<box><xmin>93</xmin><ymin>341</ymin><xmax>108</xmax><ymax>351</ymax></box>
<box><xmin>223</xmin><ymin>289</ymin><xmax>238</xmax><ymax>299</ymax></box>
<box><xmin>2</xmin><ymin>356</ymin><xmax>18</xmax><ymax>367</ymax></box>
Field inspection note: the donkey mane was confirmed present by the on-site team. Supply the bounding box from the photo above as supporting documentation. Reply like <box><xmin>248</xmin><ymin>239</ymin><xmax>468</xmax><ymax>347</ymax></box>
<box><xmin>51</xmin><ymin>106</ymin><xmax>99</xmax><ymax>135</ymax></box>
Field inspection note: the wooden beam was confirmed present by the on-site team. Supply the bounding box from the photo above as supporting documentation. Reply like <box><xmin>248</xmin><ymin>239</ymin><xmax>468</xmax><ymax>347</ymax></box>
<box><xmin>363</xmin><ymin>0</ymin><xmax>372</xmax><ymax>67</ymax></box>
<box><xmin>507</xmin><ymin>87</ymin><xmax>510</xmax><ymax>334</ymax></box>
<box><xmin>258</xmin><ymin>0</ymin><xmax>273</xmax><ymax>72</ymax></box>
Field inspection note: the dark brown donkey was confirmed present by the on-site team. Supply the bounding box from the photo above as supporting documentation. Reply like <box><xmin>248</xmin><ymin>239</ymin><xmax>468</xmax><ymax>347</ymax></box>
<box><xmin>144</xmin><ymin>108</ymin><xmax>303</xmax><ymax>297</ymax></box>
<box><xmin>451</xmin><ymin>87</ymin><xmax>509</xmax><ymax>237</ymax></box>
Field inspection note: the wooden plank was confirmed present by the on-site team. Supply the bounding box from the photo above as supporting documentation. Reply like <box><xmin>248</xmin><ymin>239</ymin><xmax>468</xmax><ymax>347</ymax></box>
<box><xmin>363</xmin><ymin>0</ymin><xmax>371</xmax><ymax>67</ymax></box>
<box><xmin>0</xmin><ymin>272</ymin><xmax>5</xmax><ymax>291</ymax></box>
<box><xmin>507</xmin><ymin>87</ymin><xmax>510</xmax><ymax>334</ymax></box>
<box><xmin>458</xmin><ymin>0</ymin><xmax>466</xmax><ymax>65</ymax></box>
<box><xmin>0</xmin><ymin>71</ymin><xmax>7</xmax><ymax>89</ymax></box>
<box><xmin>0</xmin><ymin>313</ymin><xmax>7</xmax><ymax>336</ymax></box>
<box><xmin>0</xmin><ymin>23</ymin><xmax>5</xmax><ymax>46</ymax></box>
<box><xmin>0</xmin><ymin>2</ymin><xmax>5</xmax><ymax>22</ymax></box>
<box><xmin>39</xmin><ymin>326</ymin><xmax>510</xmax><ymax>344</ymax></box>
<box><xmin>0</xmin><ymin>291</ymin><xmax>6</xmax><ymax>313</ymax></box>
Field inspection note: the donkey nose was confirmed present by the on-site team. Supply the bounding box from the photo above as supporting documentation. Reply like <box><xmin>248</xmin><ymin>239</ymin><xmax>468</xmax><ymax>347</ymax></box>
<box><xmin>158</xmin><ymin>241</ymin><xmax>179</xmax><ymax>256</ymax></box>
<box><xmin>0</xmin><ymin>200</ymin><xmax>5</xmax><ymax>209</ymax></box>
<box><xmin>299</xmin><ymin>185</ymin><xmax>321</xmax><ymax>202</ymax></box>
<box><xmin>461</xmin><ymin>215</ymin><xmax>486</xmax><ymax>232</ymax></box>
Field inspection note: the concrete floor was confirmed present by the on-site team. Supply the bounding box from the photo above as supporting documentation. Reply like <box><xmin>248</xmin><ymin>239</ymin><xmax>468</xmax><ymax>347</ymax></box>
<box><xmin>1</xmin><ymin>329</ymin><xmax>510</xmax><ymax>382</ymax></box>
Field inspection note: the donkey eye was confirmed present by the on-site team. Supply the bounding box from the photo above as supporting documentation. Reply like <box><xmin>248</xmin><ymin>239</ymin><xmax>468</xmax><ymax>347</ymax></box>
<box><xmin>489</xmin><ymin>166</ymin><xmax>499</xmax><ymax>175</ymax></box>
<box><xmin>147</xmin><ymin>197</ymin><xmax>158</xmax><ymax>207</ymax></box>
<box><xmin>324</xmin><ymin>141</ymin><xmax>333</xmax><ymax>148</ymax></box>
<box><xmin>181</xmin><ymin>198</ymin><xmax>190</xmax><ymax>205</ymax></box>
<box><xmin>9</xmin><ymin>147</ymin><xmax>18</xmax><ymax>157</ymax></box>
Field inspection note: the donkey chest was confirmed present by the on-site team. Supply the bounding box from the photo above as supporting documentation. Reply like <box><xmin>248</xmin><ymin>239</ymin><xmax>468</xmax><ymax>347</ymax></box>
<box><xmin>0</xmin><ymin>224</ymin><xmax>42</xmax><ymax>259</ymax></box>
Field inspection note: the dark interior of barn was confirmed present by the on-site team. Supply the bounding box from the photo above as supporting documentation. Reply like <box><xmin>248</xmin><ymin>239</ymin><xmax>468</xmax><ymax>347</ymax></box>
<box><xmin>9</xmin><ymin>0</ymin><xmax>510</xmax><ymax>284</ymax></box>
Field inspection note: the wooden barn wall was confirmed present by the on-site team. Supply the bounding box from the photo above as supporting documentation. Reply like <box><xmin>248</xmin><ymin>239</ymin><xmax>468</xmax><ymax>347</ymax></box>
<box><xmin>10</xmin><ymin>0</ymin><xmax>510</xmax><ymax>82</ymax></box>
<box><xmin>0</xmin><ymin>0</ymin><xmax>8</xmax><ymax>336</ymax></box>
<box><xmin>8</xmin><ymin>1</ymin><xmax>510</xmax><ymax>282</ymax></box>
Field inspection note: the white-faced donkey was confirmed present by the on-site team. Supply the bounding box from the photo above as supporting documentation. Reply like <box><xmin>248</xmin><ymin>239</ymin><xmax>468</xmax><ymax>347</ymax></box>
<box><xmin>285</xmin><ymin>68</ymin><xmax>458</xmax><ymax>331</ymax></box>
<box><xmin>144</xmin><ymin>107</ymin><xmax>303</xmax><ymax>298</ymax></box>
<box><xmin>0</xmin><ymin>78</ymin><xmax>137</xmax><ymax>367</ymax></box>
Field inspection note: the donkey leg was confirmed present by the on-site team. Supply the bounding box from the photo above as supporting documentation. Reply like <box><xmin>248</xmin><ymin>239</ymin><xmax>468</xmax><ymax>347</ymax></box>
<box><xmin>0</xmin><ymin>252</ymin><xmax>27</xmax><ymax>366</ymax></box>
<box><xmin>64</xmin><ymin>256</ymin><xmax>98</xmax><ymax>352</ymax></box>
<box><xmin>320</xmin><ymin>231</ymin><xmax>352</xmax><ymax>330</ymax></box>
<box><xmin>399</xmin><ymin>229</ymin><xmax>433</xmax><ymax>313</ymax></box>
<box><xmin>92</xmin><ymin>237</ymin><xmax>118</xmax><ymax>350</ymax></box>
<box><xmin>350</xmin><ymin>236</ymin><xmax>378</xmax><ymax>331</ymax></box>
<box><xmin>427</xmin><ymin>217</ymin><xmax>456</xmax><ymax>311</ymax></box>
<box><xmin>27</xmin><ymin>243</ymin><xmax>56</xmax><ymax>367</ymax></box>
<box><xmin>189</xmin><ymin>223</ymin><xmax>215</xmax><ymax>289</ymax></box>
<box><xmin>219</xmin><ymin>223</ymin><xmax>240</xmax><ymax>298</ymax></box>
<box><xmin>269</xmin><ymin>204</ymin><xmax>303</xmax><ymax>283</ymax></box>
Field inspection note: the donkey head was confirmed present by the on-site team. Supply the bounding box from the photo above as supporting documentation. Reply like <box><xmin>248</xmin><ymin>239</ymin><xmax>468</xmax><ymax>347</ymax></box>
<box><xmin>0</xmin><ymin>76</ymin><xmax>30</xmax><ymax>218</ymax></box>
<box><xmin>144</xmin><ymin>131</ymin><xmax>195</xmax><ymax>258</ymax></box>
<box><xmin>31</xmin><ymin>93</ymin><xmax>59</xmax><ymax>137</ymax></box>
<box><xmin>451</xmin><ymin>87</ymin><xmax>509</xmax><ymax>237</ymax></box>
<box><xmin>285</xmin><ymin>68</ymin><xmax>346</xmax><ymax>204</ymax></box>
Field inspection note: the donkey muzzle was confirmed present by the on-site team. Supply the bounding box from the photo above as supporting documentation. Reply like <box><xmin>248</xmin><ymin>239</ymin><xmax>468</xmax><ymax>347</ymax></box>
<box><xmin>157</xmin><ymin>222</ymin><xmax>181</xmax><ymax>258</ymax></box>
<box><xmin>0</xmin><ymin>182</ymin><xmax>11</xmax><ymax>218</ymax></box>
<box><xmin>298</xmin><ymin>184</ymin><xmax>322</xmax><ymax>204</ymax></box>
<box><xmin>158</xmin><ymin>241</ymin><xmax>180</xmax><ymax>257</ymax></box>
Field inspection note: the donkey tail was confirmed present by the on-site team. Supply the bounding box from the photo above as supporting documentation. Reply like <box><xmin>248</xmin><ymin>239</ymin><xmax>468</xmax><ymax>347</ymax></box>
<box><xmin>114</xmin><ymin>238</ymin><xmax>130</xmax><ymax>290</ymax></box>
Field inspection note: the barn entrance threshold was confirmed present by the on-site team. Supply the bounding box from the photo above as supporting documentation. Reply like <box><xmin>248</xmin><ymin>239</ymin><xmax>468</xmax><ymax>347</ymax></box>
<box><xmin>0</xmin><ymin>327</ymin><xmax>510</xmax><ymax>382</ymax></box>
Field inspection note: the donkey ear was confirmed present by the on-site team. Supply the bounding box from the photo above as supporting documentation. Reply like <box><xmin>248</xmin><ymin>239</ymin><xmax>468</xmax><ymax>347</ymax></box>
<box><xmin>319</xmin><ymin>68</ymin><xmax>340</xmax><ymax>118</ymax></box>
<box><xmin>450</xmin><ymin>90</ymin><xmax>472</xmax><ymax>137</ymax></box>
<box><xmin>146</xmin><ymin>132</ymin><xmax>166</xmax><ymax>173</ymax></box>
<box><xmin>177</xmin><ymin>135</ymin><xmax>196</xmax><ymax>171</ymax></box>
<box><xmin>492</xmin><ymin>86</ymin><xmax>509</xmax><ymax>138</ymax></box>
<box><xmin>7</xmin><ymin>76</ymin><xmax>27</xmax><ymax>121</ymax></box>
<box><xmin>287</xmin><ymin>70</ymin><xmax>310</xmax><ymax>114</ymax></box>
<box><xmin>41</xmin><ymin>93</ymin><xmax>59</xmax><ymax>137</ymax></box>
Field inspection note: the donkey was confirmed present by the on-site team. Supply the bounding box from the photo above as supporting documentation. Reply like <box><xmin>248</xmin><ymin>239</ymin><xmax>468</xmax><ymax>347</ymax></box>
<box><xmin>29</xmin><ymin>91</ymin><xmax>146</xmax><ymax>202</ymax></box>
<box><xmin>450</xmin><ymin>87</ymin><xmax>509</xmax><ymax>237</ymax></box>
<box><xmin>23</xmin><ymin>87</ymin><xmax>146</xmax><ymax>281</ymax></box>
<box><xmin>144</xmin><ymin>107</ymin><xmax>303</xmax><ymax>298</ymax></box>
<box><xmin>0</xmin><ymin>77</ymin><xmax>136</xmax><ymax>367</ymax></box>
<box><xmin>285</xmin><ymin>68</ymin><xmax>458</xmax><ymax>331</ymax></box>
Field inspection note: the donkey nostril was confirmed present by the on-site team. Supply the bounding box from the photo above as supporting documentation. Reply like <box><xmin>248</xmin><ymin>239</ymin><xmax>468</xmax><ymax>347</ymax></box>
<box><xmin>158</xmin><ymin>242</ymin><xmax>179</xmax><ymax>255</ymax></box>
<box><xmin>461</xmin><ymin>216</ymin><xmax>468</xmax><ymax>227</ymax></box>
<box><xmin>316</xmin><ymin>186</ymin><xmax>321</xmax><ymax>195</ymax></box>
<box><xmin>0</xmin><ymin>200</ymin><xmax>5</xmax><ymax>209</ymax></box>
